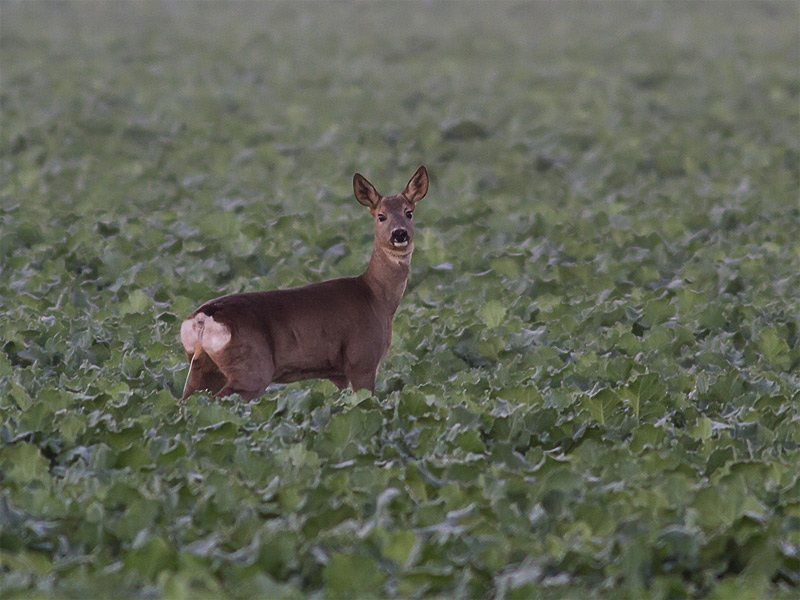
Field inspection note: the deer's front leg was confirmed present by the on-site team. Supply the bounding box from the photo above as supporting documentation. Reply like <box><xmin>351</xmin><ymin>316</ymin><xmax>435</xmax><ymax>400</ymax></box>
<box><xmin>347</xmin><ymin>369</ymin><xmax>377</xmax><ymax>394</ymax></box>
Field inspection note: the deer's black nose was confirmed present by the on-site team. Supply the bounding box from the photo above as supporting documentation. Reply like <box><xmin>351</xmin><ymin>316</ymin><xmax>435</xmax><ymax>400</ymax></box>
<box><xmin>391</xmin><ymin>229</ymin><xmax>409</xmax><ymax>243</ymax></box>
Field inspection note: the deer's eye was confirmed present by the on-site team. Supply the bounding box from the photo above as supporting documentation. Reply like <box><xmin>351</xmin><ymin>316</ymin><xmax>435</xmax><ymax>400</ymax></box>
<box><xmin>377</xmin><ymin>214</ymin><xmax>387</xmax><ymax>222</ymax></box>
<box><xmin>405</xmin><ymin>210</ymin><xmax>413</xmax><ymax>219</ymax></box>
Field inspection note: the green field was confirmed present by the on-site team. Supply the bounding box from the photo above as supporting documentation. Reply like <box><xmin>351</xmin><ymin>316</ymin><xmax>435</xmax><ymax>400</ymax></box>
<box><xmin>2</xmin><ymin>1</ymin><xmax>799</xmax><ymax>598</ymax></box>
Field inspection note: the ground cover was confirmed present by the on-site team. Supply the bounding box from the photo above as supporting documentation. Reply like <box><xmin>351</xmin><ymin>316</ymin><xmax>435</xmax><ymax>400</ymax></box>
<box><xmin>1</xmin><ymin>1</ymin><xmax>799</xmax><ymax>598</ymax></box>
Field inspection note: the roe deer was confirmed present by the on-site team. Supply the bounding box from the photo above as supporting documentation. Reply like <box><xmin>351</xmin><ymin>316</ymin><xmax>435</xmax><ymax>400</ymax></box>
<box><xmin>179</xmin><ymin>166</ymin><xmax>429</xmax><ymax>402</ymax></box>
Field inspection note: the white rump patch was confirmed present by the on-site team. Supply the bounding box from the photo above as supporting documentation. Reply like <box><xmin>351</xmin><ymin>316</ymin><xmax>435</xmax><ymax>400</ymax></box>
<box><xmin>180</xmin><ymin>313</ymin><xmax>231</xmax><ymax>356</ymax></box>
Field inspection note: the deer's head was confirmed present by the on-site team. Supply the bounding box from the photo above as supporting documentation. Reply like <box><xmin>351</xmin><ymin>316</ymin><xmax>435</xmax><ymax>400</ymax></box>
<box><xmin>353</xmin><ymin>166</ymin><xmax>428</xmax><ymax>261</ymax></box>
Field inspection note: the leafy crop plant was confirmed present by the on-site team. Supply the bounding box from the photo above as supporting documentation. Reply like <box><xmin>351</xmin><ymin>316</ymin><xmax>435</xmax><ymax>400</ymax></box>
<box><xmin>1</xmin><ymin>2</ymin><xmax>798</xmax><ymax>598</ymax></box>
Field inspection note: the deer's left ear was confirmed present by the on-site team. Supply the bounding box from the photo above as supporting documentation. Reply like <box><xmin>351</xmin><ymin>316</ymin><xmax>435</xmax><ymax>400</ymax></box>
<box><xmin>403</xmin><ymin>166</ymin><xmax>428</xmax><ymax>205</ymax></box>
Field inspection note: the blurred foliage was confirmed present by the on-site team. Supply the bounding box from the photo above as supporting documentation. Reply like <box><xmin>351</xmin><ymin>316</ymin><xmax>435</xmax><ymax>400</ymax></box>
<box><xmin>1</xmin><ymin>1</ymin><xmax>799</xmax><ymax>598</ymax></box>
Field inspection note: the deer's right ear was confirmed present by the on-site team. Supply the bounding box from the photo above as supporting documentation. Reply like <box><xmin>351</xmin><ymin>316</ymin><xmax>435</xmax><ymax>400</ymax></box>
<box><xmin>354</xmin><ymin>173</ymin><xmax>381</xmax><ymax>209</ymax></box>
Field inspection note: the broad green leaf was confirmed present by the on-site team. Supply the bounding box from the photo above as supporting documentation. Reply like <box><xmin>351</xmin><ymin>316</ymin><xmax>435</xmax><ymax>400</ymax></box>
<box><xmin>690</xmin><ymin>417</ymin><xmax>713</xmax><ymax>441</ymax></box>
<box><xmin>479</xmin><ymin>300</ymin><xmax>507</xmax><ymax>329</ymax></box>
<box><xmin>497</xmin><ymin>385</ymin><xmax>543</xmax><ymax>406</ymax></box>
<box><xmin>582</xmin><ymin>389</ymin><xmax>620</xmax><ymax>426</ymax></box>
<box><xmin>621</xmin><ymin>374</ymin><xmax>665</xmax><ymax>420</ymax></box>
<box><xmin>0</xmin><ymin>551</ymin><xmax>53</xmax><ymax>576</ymax></box>
<box><xmin>120</xmin><ymin>289</ymin><xmax>152</xmax><ymax>315</ymax></box>
<box><xmin>456</xmin><ymin>430</ymin><xmax>485</xmax><ymax>453</ymax></box>
<box><xmin>381</xmin><ymin>530</ymin><xmax>417</xmax><ymax>566</ymax></box>
<box><xmin>490</xmin><ymin>257</ymin><xmax>520</xmax><ymax>280</ymax></box>
<box><xmin>757</xmin><ymin>327</ymin><xmax>790</xmax><ymax>370</ymax></box>
<box><xmin>324</xmin><ymin>553</ymin><xmax>385</xmax><ymax>598</ymax></box>
<box><xmin>125</xmin><ymin>535</ymin><xmax>174</xmax><ymax>579</ymax></box>
<box><xmin>9</xmin><ymin>382</ymin><xmax>33</xmax><ymax>411</ymax></box>
<box><xmin>642</xmin><ymin>298</ymin><xmax>676</xmax><ymax>327</ymax></box>
<box><xmin>0</xmin><ymin>443</ymin><xmax>49</xmax><ymax>484</ymax></box>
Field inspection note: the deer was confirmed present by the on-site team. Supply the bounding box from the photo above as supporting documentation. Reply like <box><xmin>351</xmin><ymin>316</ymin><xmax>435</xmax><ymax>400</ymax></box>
<box><xmin>178</xmin><ymin>166</ymin><xmax>429</xmax><ymax>403</ymax></box>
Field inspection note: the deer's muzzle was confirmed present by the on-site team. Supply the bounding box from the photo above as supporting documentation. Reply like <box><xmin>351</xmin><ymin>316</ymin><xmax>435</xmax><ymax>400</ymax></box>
<box><xmin>391</xmin><ymin>229</ymin><xmax>410</xmax><ymax>246</ymax></box>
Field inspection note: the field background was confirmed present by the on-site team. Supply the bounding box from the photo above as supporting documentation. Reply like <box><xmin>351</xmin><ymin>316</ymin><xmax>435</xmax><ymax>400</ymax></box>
<box><xmin>1</xmin><ymin>1</ymin><xmax>799</xmax><ymax>598</ymax></box>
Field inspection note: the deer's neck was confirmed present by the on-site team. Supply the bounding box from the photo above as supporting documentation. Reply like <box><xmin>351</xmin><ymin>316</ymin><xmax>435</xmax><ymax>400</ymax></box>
<box><xmin>362</xmin><ymin>245</ymin><xmax>411</xmax><ymax>315</ymax></box>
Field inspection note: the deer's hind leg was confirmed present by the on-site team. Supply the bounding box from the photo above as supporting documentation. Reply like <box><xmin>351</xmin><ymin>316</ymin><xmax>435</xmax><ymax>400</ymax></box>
<box><xmin>212</xmin><ymin>340</ymin><xmax>275</xmax><ymax>402</ymax></box>
<box><xmin>328</xmin><ymin>376</ymin><xmax>349</xmax><ymax>390</ymax></box>
<box><xmin>180</xmin><ymin>350</ymin><xmax>227</xmax><ymax>403</ymax></box>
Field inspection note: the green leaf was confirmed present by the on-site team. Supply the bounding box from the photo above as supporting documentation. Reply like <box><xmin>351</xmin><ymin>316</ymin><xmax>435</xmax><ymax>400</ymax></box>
<box><xmin>324</xmin><ymin>553</ymin><xmax>385</xmax><ymax>598</ymax></box>
<box><xmin>113</xmin><ymin>444</ymin><xmax>152</xmax><ymax>469</ymax></box>
<box><xmin>618</xmin><ymin>388</ymin><xmax>640</xmax><ymax>420</ymax></box>
<box><xmin>628</xmin><ymin>424</ymin><xmax>666</xmax><ymax>453</ymax></box>
<box><xmin>690</xmin><ymin>417</ymin><xmax>713</xmax><ymax>441</ymax></box>
<box><xmin>0</xmin><ymin>551</ymin><xmax>53</xmax><ymax>576</ymax></box>
<box><xmin>109</xmin><ymin>498</ymin><xmax>160</xmax><ymax>539</ymax></box>
<box><xmin>0</xmin><ymin>443</ymin><xmax>50</xmax><ymax>484</ymax></box>
<box><xmin>456</xmin><ymin>430</ymin><xmax>485</xmax><ymax>454</ymax></box>
<box><xmin>120</xmin><ymin>289</ymin><xmax>152</xmax><ymax>315</ymax></box>
<box><xmin>582</xmin><ymin>388</ymin><xmax>620</xmax><ymax>426</ymax></box>
<box><xmin>57</xmin><ymin>413</ymin><xmax>87</xmax><ymax>443</ymax></box>
<box><xmin>621</xmin><ymin>374</ymin><xmax>665</xmax><ymax>420</ymax></box>
<box><xmin>497</xmin><ymin>385</ymin><xmax>542</xmax><ymax>406</ymax></box>
<box><xmin>125</xmin><ymin>535</ymin><xmax>174</xmax><ymax>579</ymax></box>
<box><xmin>479</xmin><ymin>300</ymin><xmax>507</xmax><ymax>329</ymax></box>
<box><xmin>642</xmin><ymin>298</ymin><xmax>676</xmax><ymax>327</ymax></box>
<box><xmin>756</xmin><ymin>327</ymin><xmax>790</xmax><ymax>370</ymax></box>
<box><xmin>490</xmin><ymin>257</ymin><xmax>520</xmax><ymax>279</ymax></box>
<box><xmin>326</xmin><ymin>412</ymin><xmax>359</xmax><ymax>447</ymax></box>
<box><xmin>381</xmin><ymin>530</ymin><xmax>417</xmax><ymax>566</ymax></box>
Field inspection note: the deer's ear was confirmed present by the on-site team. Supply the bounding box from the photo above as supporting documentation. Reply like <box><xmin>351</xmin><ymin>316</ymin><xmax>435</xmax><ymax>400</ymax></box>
<box><xmin>403</xmin><ymin>166</ymin><xmax>428</xmax><ymax>205</ymax></box>
<box><xmin>354</xmin><ymin>173</ymin><xmax>381</xmax><ymax>209</ymax></box>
